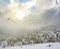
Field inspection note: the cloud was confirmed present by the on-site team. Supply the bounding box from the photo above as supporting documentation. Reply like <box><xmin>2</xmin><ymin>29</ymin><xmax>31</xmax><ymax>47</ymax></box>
<box><xmin>24</xmin><ymin>6</ymin><xmax>60</xmax><ymax>26</ymax></box>
<box><xmin>32</xmin><ymin>0</ymin><xmax>56</xmax><ymax>11</ymax></box>
<box><xmin>0</xmin><ymin>0</ymin><xmax>60</xmax><ymax>30</ymax></box>
<box><xmin>23</xmin><ymin>0</ymin><xmax>60</xmax><ymax>25</ymax></box>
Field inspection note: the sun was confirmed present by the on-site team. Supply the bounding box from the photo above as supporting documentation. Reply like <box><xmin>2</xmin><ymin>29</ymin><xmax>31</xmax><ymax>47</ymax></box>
<box><xmin>15</xmin><ymin>10</ymin><xmax>25</xmax><ymax>20</ymax></box>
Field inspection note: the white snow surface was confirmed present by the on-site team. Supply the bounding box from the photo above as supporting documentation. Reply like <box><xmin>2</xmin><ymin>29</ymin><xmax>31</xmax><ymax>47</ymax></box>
<box><xmin>0</xmin><ymin>42</ymin><xmax>60</xmax><ymax>49</ymax></box>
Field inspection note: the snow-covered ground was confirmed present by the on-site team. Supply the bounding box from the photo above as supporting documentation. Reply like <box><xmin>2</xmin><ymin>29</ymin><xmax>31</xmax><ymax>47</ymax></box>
<box><xmin>0</xmin><ymin>42</ymin><xmax>60</xmax><ymax>49</ymax></box>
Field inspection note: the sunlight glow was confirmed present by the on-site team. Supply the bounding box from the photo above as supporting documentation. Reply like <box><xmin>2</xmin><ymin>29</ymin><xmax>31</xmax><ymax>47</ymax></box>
<box><xmin>16</xmin><ymin>10</ymin><xmax>25</xmax><ymax>20</ymax></box>
<box><xmin>7</xmin><ymin>0</ymin><xmax>31</xmax><ymax>21</ymax></box>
